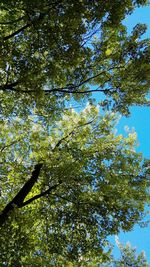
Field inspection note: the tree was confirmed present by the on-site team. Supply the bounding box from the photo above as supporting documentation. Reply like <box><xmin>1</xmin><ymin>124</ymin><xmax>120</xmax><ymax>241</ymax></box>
<box><xmin>0</xmin><ymin>107</ymin><xmax>149</xmax><ymax>266</ymax></box>
<box><xmin>0</xmin><ymin>0</ymin><xmax>149</xmax><ymax>115</ymax></box>
<box><xmin>99</xmin><ymin>239</ymin><xmax>149</xmax><ymax>267</ymax></box>
<box><xmin>113</xmin><ymin>239</ymin><xmax>149</xmax><ymax>267</ymax></box>
<box><xmin>0</xmin><ymin>1</ymin><xmax>150</xmax><ymax>266</ymax></box>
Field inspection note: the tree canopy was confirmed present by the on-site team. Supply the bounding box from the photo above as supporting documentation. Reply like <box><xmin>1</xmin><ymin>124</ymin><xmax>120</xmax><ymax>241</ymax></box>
<box><xmin>0</xmin><ymin>1</ymin><xmax>150</xmax><ymax>266</ymax></box>
<box><xmin>0</xmin><ymin>0</ymin><xmax>149</xmax><ymax>115</ymax></box>
<box><xmin>101</xmin><ymin>239</ymin><xmax>149</xmax><ymax>267</ymax></box>
<box><xmin>113</xmin><ymin>241</ymin><xmax>149</xmax><ymax>267</ymax></box>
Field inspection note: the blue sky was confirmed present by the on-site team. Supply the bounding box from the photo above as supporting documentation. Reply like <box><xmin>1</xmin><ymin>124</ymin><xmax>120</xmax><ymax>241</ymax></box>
<box><xmin>111</xmin><ymin>5</ymin><xmax>150</xmax><ymax>263</ymax></box>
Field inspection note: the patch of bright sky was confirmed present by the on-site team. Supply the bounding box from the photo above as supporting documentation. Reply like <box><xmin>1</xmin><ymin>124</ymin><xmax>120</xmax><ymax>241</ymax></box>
<box><xmin>110</xmin><ymin>5</ymin><xmax>150</xmax><ymax>263</ymax></box>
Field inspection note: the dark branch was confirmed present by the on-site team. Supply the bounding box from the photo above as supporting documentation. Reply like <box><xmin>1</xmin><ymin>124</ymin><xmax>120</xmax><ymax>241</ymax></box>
<box><xmin>0</xmin><ymin>72</ymin><xmax>109</xmax><ymax>94</ymax></box>
<box><xmin>13</xmin><ymin>163</ymin><xmax>43</xmax><ymax>204</ymax></box>
<box><xmin>44</xmin><ymin>65</ymin><xmax>126</xmax><ymax>94</ymax></box>
<box><xmin>45</xmin><ymin>71</ymin><xmax>110</xmax><ymax>93</ymax></box>
<box><xmin>0</xmin><ymin>81</ymin><xmax>20</xmax><ymax>92</ymax></box>
<box><xmin>0</xmin><ymin>163</ymin><xmax>42</xmax><ymax>226</ymax></box>
<box><xmin>45</xmin><ymin>87</ymin><xmax>109</xmax><ymax>94</ymax></box>
<box><xmin>2</xmin><ymin>7</ymin><xmax>51</xmax><ymax>42</ymax></box>
<box><xmin>0</xmin><ymin>65</ymin><xmax>126</xmax><ymax>95</ymax></box>
<box><xmin>53</xmin><ymin>119</ymin><xmax>96</xmax><ymax>150</ymax></box>
<box><xmin>1</xmin><ymin>139</ymin><xmax>20</xmax><ymax>153</ymax></box>
<box><xmin>0</xmin><ymin>84</ymin><xmax>109</xmax><ymax>95</ymax></box>
<box><xmin>3</xmin><ymin>23</ymin><xmax>31</xmax><ymax>41</ymax></box>
<box><xmin>0</xmin><ymin>119</ymin><xmax>96</xmax><ymax>226</ymax></box>
<box><xmin>21</xmin><ymin>182</ymin><xmax>62</xmax><ymax>207</ymax></box>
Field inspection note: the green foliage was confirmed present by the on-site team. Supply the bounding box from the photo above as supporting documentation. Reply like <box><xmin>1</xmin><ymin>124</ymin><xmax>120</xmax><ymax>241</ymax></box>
<box><xmin>0</xmin><ymin>1</ymin><xmax>150</xmax><ymax>266</ymax></box>
<box><xmin>114</xmin><ymin>239</ymin><xmax>149</xmax><ymax>267</ymax></box>
<box><xmin>0</xmin><ymin>0</ymin><xmax>149</xmax><ymax>115</ymax></box>
<box><xmin>0</xmin><ymin>106</ymin><xmax>149</xmax><ymax>265</ymax></box>
<box><xmin>100</xmin><ymin>239</ymin><xmax>149</xmax><ymax>267</ymax></box>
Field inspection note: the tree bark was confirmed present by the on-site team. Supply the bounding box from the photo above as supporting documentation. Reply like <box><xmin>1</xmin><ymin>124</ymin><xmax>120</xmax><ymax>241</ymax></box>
<box><xmin>0</xmin><ymin>163</ymin><xmax>42</xmax><ymax>226</ymax></box>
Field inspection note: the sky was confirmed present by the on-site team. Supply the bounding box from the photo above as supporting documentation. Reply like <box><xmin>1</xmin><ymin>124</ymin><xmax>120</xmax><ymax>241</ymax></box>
<box><xmin>110</xmin><ymin>5</ymin><xmax>150</xmax><ymax>263</ymax></box>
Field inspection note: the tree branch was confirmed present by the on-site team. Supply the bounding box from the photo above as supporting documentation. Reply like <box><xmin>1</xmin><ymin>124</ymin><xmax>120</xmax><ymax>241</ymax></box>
<box><xmin>21</xmin><ymin>182</ymin><xmax>62</xmax><ymax>207</ymax></box>
<box><xmin>0</xmin><ymin>84</ymin><xmax>109</xmax><ymax>95</ymax></box>
<box><xmin>2</xmin><ymin>10</ymin><xmax>47</xmax><ymax>42</ymax></box>
<box><xmin>44</xmin><ymin>65</ymin><xmax>126</xmax><ymax>94</ymax></box>
<box><xmin>0</xmin><ymin>139</ymin><xmax>20</xmax><ymax>153</ymax></box>
<box><xmin>44</xmin><ymin>88</ymin><xmax>110</xmax><ymax>94</ymax></box>
<box><xmin>0</xmin><ymin>81</ymin><xmax>20</xmax><ymax>92</ymax></box>
<box><xmin>0</xmin><ymin>163</ymin><xmax>42</xmax><ymax>226</ymax></box>
<box><xmin>0</xmin><ymin>119</ymin><xmax>96</xmax><ymax>226</ymax></box>
<box><xmin>45</xmin><ymin>71</ymin><xmax>110</xmax><ymax>94</ymax></box>
<box><xmin>0</xmin><ymin>65</ymin><xmax>125</xmax><ymax>95</ymax></box>
<box><xmin>3</xmin><ymin>23</ymin><xmax>31</xmax><ymax>41</ymax></box>
<box><xmin>52</xmin><ymin>119</ymin><xmax>96</xmax><ymax>150</ymax></box>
